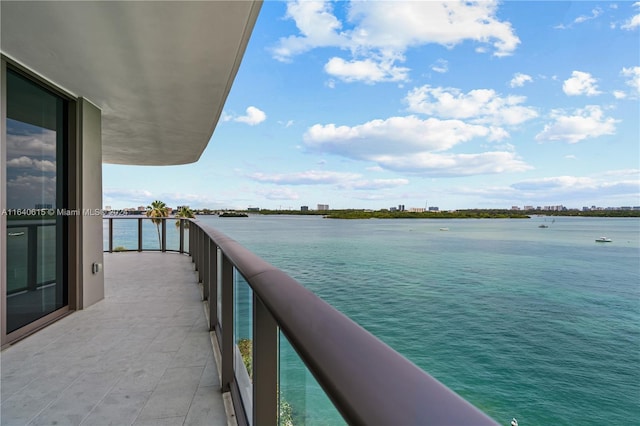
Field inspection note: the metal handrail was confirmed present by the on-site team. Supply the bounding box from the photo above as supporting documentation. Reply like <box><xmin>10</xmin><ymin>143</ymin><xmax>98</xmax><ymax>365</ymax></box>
<box><xmin>102</xmin><ymin>216</ymin><xmax>498</xmax><ymax>425</ymax></box>
<box><xmin>193</xmin><ymin>219</ymin><xmax>497</xmax><ymax>426</ymax></box>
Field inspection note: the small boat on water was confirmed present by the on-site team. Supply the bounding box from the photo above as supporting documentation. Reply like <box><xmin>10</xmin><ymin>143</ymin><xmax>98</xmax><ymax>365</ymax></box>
<box><xmin>511</xmin><ymin>419</ymin><xmax>518</xmax><ymax>426</ymax></box>
<box><xmin>8</xmin><ymin>232</ymin><xmax>24</xmax><ymax>237</ymax></box>
<box><xmin>538</xmin><ymin>224</ymin><xmax>548</xmax><ymax>228</ymax></box>
<box><xmin>439</xmin><ymin>227</ymin><xmax>449</xmax><ymax>231</ymax></box>
<box><xmin>595</xmin><ymin>237</ymin><xmax>612</xmax><ymax>243</ymax></box>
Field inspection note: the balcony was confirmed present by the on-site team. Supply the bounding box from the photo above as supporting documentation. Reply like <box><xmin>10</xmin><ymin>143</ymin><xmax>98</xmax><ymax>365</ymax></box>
<box><xmin>1</xmin><ymin>251</ymin><xmax>229</xmax><ymax>425</ymax></box>
<box><xmin>2</xmin><ymin>217</ymin><xmax>498</xmax><ymax>425</ymax></box>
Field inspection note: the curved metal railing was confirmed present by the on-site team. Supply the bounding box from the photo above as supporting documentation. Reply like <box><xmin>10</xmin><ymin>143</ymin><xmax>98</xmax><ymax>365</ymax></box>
<box><xmin>104</xmin><ymin>216</ymin><xmax>498</xmax><ymax>426</ymax></box>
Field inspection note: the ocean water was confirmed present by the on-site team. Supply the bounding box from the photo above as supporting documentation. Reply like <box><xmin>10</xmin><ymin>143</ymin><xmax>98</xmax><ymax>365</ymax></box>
<box><xmin>101</xmin><ymin>215</ymin><xmax>639</xmax><ymax>424</ymax></box>
<box><xmin>196</xmin><ymin>215</ymin><xmax>640</xmax><ymax>426</ymax></box>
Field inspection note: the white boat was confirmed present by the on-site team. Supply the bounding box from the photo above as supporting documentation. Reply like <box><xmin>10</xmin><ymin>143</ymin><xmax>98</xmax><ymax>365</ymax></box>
<box><xmin>439</xmin><ymin>227</ymin><xmax>449</xmax><ymax>231</ymax></box>
<box><xmin>595</xmin><ymin>237</ymin><xmax>612</xmax><ymax>243</ymax></box>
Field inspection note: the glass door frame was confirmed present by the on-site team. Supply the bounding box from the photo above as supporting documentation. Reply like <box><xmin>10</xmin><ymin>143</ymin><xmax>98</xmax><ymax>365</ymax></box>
<box><xmin>1</xmin><ymin>57</ymin><xmax>80</xmax><ymax>347</ymax></box>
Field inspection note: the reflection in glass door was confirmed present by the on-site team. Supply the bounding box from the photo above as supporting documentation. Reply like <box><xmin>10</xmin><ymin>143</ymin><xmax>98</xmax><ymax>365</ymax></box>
<box><xmin>6</xmin><ymin>69</ymin><xmax>67</xmax><ymax>334</ymax></box>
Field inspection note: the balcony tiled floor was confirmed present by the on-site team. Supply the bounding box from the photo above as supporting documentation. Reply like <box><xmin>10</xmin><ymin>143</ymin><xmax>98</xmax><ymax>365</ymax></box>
<box><xmin>1</xmin><ymin>252</ymin><xmax>229</xmax><ymax>426</ymax></box>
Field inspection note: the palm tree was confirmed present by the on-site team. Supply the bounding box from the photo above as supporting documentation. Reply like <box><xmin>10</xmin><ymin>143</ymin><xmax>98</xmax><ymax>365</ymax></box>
<box><xmin>146</xmin><ymin>200</ymin><xmax>169</xmax><ymax>248</ymax></box>
<box><xmin>175</xmin><ymin>205</ymin><xmax>195</xmax><ymax>228</ymax></box>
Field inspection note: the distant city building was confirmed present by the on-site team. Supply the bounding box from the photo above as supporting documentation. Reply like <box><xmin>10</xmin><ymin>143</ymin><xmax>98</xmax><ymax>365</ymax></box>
<box><xmin>511</xmin><ymin>206</ymin><xmax>520</xmax><ymax>210</ymax></box>
<box><xmin>524</xmin><ymin>205</ymin><xmax>534</xmax><ymax>210</ymax></box>
<box><xmin>104</xmin><ymin>205</ymin><xmax>112</xmax><ymax>211</ymax></box>
<box><xmin>247</xmin><ymin>207</ymin><xmax>260</xmax><ymax>212</ymax></box>
<box><xmin>409</xmin><ymin>207</ymin><xmax>425</xmax><ymax>213</ymax></box>
<box><xmin>398</xmin><ymin>204</ymin><xmax>405</xmax><ymax>211</ymax></box>
<box><xmin>137</xmin><ymin>205</ymin><xmax>145</xmax><ymax>211</ymax></box>
<box><xmin>389</xmin><ymin>207</ymin><xmax>397</xmax><ymax>212</ymax></box>
<box><xmin>317</xmin><ymin>204</ymin><xmax>329</xmax><ymax>211</ymax></box>
<box><xmin>300</xmin><ymin>206</ymin><xmax>309</xmax><ymax>211</ymax></box>
<box><xmin>35</xmin><ymin>203</ymin><xmax>52</xmax><ymax>209</ymax></box>
<box><xmin>428</xmin><ymin>206</ymin><xmax>439</xmax><ymax>212</ymax></box>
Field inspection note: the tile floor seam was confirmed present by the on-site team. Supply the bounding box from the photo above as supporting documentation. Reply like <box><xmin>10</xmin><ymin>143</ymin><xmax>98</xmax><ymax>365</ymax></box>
<box><xmin>23</xmin><ymin>371</ymin><xmax>86</xmax><ymax>426</ymax></box>
<box><xmin>76</xmin><ymin>370</ymin><xmax>123</xmax><ymax>426</ymax></box>
<box><xmin>180</xmin><ymin>363</ymin><xmax>209</xmax><ymax>424</ymax></box>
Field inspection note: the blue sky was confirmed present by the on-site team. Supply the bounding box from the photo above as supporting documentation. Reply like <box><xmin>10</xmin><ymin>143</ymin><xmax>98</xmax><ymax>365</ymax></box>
<box><xmin>103</xmin><ymin>1</ymin><xmax>640</xmax><ymax>210</ymax></box>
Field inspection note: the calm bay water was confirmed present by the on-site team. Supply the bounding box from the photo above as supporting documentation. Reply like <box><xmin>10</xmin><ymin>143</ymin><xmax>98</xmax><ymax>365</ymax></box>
<box><xmin>104</xmin><ymin>215</ymin><xmax>639</xmax><ymax>425</ymax></box>
<box><xmin>198</xmin><ymin>215</ymin><xmax>639</xmax><ymax>426</ymax></box>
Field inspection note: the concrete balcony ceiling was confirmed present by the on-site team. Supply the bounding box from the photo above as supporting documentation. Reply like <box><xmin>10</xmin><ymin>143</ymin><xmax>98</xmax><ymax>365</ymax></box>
<box><xmin>1</xmin><ymin>1</ymin><xmax>262</xmax><ymax>165</ymax></box>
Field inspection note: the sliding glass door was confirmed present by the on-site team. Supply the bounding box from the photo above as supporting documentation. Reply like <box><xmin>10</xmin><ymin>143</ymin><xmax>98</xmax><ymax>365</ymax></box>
<box><xmin>5</xmin><ymin>68</ymin><xmax>68</xmax><ymax>335</ymax></box>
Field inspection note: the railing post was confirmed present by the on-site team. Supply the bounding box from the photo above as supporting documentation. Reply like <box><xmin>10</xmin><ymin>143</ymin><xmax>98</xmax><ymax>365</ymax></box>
<box><xmin>179</xmin><ymin>219</ymin><xmax>184</xmax><ymax>254</ymax></box>
<box><xmin>202</xmin><ymin>234</ymin><xmax>210</xmax><ymax>301</ymax></box>
<box><xmin>138</xmin><ymin>218</ymin><xmax>142</xmax><ymax>252</ymax></box>
<box><xmin>198</xmin><ymin>226</ymin><xmax>204</xmax><ymax>282</ymax></box>
<box><xmin>27</xmin><ymin>224</ymin><xmax>37</xmax><ymax>291</ymax></box>
<box><xmin>209</xmin><ymin>241</ymin><xmax>218</xmax><ymax>331</ymax></box>
<box><xmin>253</xmin><ymin>296</ymin><xmax>278</xmax><ymax>426</ymax></box>
<box><xmin>109</xmin><ymin>217</ymin><xmax>113</xmax><ymax>253</ymax></box>
<box><xmin>220</xmin><ymin>253</ymin><xmax>234</xmax><ymax>392</ymax></box>
<box><xmin>193</xmin><ymin>225</ymin><xmax>199</xmax><ymax>271</ymax></box>
<box><xmin>189</xmin><ymin>222</ymin><xmax>194</xmax><ymax>260</ymax></box>
<box><xmin>161</xmin><ymin>218</ymin><xmax>166</xmax><ymax>252</ymax></box>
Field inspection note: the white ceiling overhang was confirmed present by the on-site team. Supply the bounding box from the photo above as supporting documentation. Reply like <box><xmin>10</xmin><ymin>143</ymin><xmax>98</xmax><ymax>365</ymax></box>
<box><xmin>1</xmin><ymin>1</ymin><xmax>262</xmax><ymax>165</ymax></box>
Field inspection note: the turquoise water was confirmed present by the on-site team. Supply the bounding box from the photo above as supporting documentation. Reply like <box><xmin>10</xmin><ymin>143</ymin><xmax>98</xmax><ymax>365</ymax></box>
<box><xmin>197</xmin><ymin>215</ymin><xmax>640</xmax><ymax>426</ymax></box>
<box><xmin>103</xmin><ymin>216</ymin><xmax>640</xmax><ymax>424</ymax></box>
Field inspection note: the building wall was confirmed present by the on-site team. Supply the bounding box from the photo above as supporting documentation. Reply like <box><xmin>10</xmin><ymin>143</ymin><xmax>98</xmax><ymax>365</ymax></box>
<box><xmin>80</xmin><ymin>99</ymin><xmax>104</xmax><ymax>308</ymax></box>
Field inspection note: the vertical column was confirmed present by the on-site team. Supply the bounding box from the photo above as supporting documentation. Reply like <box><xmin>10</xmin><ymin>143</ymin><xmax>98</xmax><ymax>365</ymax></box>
<box><xmin>220</xmin><ymin>254</ymin><xmax>234</xmax><ymax>392</ymax></box>
<box><xmin>202</xmin><ymin>233</ymin><xmax>209</xmax><ymax>301</ymax></box>
<box><xmin>137</xmin><ymin>218</ymin><xmax>142</xmax><ymax>252</ymax></box>
<box><xmin>179</xmin><ymin>220</ymin><xmax>184</xmax><ymax>254</ymax></box>
<box><xmin>26</xmin><ymin>224</ymin><xmax>38</xmax><ymax>291</ymax></box>
<box><xmin>253</xmin><ymin>296</ymin><xmax>278</xmax><ymax>426</ymax></box>
<box><xmin>198</xmin><ymin>227</ymin><xmax>204</xmax><ymax>283</ymax></box>
<box><xmin>161</xmin><ymin>218</ymin><xmax>166</xmax><ymax>252</ymax></box>
<box><xmin>209</xmin><ymin>240</ymin><xmax>218</xmax><ymax>331</ymax></box>
<box><xmin>189</xmin><ymin>222</ymin><xmax>194</xmax><ymax>260</ymax></box>
<box><xmin>109</xmin><ymin>218</ymin><xmax>113</xmax><ymax>253</ymax></box>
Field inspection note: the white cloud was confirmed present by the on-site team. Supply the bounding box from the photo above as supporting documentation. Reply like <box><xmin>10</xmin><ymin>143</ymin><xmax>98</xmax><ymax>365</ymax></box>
<box><xmin>405</xmin><ymin>85</ymin><xmax>538</xmax><ymax>126</ymax></box>
<box><xmin>535</xmin><ymin>105</ymin><xmax>618</xmax><ymax>143</ymax></box>
<box><xmin>613</xmin><ymin>90</ymin><xmax>627</xmax><ymax>99</ymax></box>
<box><xmin>262</xmin><ymin>188</ymin><xmax>300</xmax><ymax>201</ymax></box>
<box><xmin>7</xmin><ymin>156</ymin><xmax>56</xmax><ymax>172</ymax></box>
<box><xmin>621</xmin><ymin>66</ymin><xmax>640</xmax><ymax>94</ymax></box>
<box><xmin>374</xmin><ymin>151</ymin><xmax>532</xmax><ymax>176</ymax></box>
<box><xmin>324</xmin><ymin>57</ymin><xmax>409</xmax><ymax>84</ymax></box>
<box><xmin>563</xmin><ymin>71</ymin><xmax>602</xmax><ymax>96</ymax></box>
<box><xmin>234</xmin><ymin>106</ymin><xmax>267</xmax><ymax>126</ymax></box>
<box><xmin>248</xmin><ymin>170</ymin><xmax>409</xmax><ymax>190</ymax></box>
<box><xmin>6</xmin><ymin>131</ymin><xmax>56</xmax><ymax>157</ymax></box>
<box><xmin>621</xmin><ymin>2</ymin><xmax>640</xmax><ymax>30</ymax></box>
<box><xmin>462</xmin><ymin>170</ymin><xmax>639</xmax><ymax>204</ymax></box>
<box><xmin>510</xmin><ymin>173</ymin><xmax>639</xmax><ymax>199</ymax></box>
<box><xmin>509</xmin><ymin>73</ymin><xmax>533</xmax><ymax>88</ymax></box>
<box><xmin>7</xmin><ymin>175</ymin><xmax>57</xmax><ymax>208</ymax></box>
<box><xmin>7</xmin><ymin>156</ymin><xmax>34</xmax><ymax>168</ymax></box>
<box><xmin>271</xmin><ymin>1</ymin><xmax>347</xmax><ymax>61</ymax></box>
<box><xmin>555</xmin><ymin>7</ymin><xmax>603</xmax><ymax>29</ymax></box>
<box><xmin>304</xmin><ymin>115</ymin><xmax>493</xmax><ymax>158</ymax></box>
<box><xmin>248</xmin><ymin>170</ymin><xmax>361</xmax><ymax>185</ymax></box>
<box><xmin>302</xmin><ymin>114</ymin><xmax>533</xmax><ymax>177</ymax></box>
<box><xmin>431</xmin><ymin>59</ymin><xmax>449</xmax><ymax>74</ymax></box>
<box><xmin>574</xmin><ymin>8</ymin><xmax>603</xmax><ymax>24</ymax></box>
<box><xmin>339</xmin><ymin>178</ymin><xmax>409</xmax><ymax>190</ymax></box>
<box><xmin>273</xmin><ymin>0</ymin><xmax>520</xmax><ymax>84</ymax></box>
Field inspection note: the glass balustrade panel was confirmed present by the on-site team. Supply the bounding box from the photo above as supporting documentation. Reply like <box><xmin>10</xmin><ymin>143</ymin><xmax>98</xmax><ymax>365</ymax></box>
<box><xmin>234</xmin><ymin>269</ymin><xmax>254</xmax><ymax>424</ymax></box>
<box><xmin>279</xmin><ymin>332</ymin><xmax>347</xmax><ymax>426</ymax></box>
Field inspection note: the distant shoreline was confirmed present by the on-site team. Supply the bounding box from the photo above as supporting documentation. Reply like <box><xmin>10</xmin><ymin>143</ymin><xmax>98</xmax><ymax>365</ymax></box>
<box><xmin>233</xmin><ymin>209</ymin><xmax>640</xmax><ymax>220</ymax></box>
